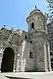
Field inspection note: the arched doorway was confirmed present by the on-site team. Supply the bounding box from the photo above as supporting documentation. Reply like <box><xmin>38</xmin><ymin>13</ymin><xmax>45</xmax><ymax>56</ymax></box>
<box><xmin>1</xmin><ymin>47</ymin><xmax>14</xmax><ymax>72</ymax></box>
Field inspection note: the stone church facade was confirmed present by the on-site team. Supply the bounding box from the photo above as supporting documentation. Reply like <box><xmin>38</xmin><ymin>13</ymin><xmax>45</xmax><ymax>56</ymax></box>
<box><xmin>0</xmin><ymin>8</ymin><xmax>52</xmax><ymax>72</ymax></box>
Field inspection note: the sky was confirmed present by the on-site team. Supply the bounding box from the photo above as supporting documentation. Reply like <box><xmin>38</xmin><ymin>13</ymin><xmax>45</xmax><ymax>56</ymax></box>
<box><xmin>0</xmin><ymin>0</ymin><xmax>49</xmax><ymax>32</ymax></box>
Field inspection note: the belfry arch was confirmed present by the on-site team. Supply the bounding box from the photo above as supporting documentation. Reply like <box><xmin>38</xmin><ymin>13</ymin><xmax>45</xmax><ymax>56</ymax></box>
<box><xmin>1</xmin><ymin>47</ymin><xmax>14</xmax><ymax>72</ymax></box>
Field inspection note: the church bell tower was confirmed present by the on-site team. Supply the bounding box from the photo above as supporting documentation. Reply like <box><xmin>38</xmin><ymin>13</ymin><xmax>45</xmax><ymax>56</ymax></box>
<box><xmin>26</xmin><ymin>6</ymin><xmax>52</xmax><ymax>71</ymax></box>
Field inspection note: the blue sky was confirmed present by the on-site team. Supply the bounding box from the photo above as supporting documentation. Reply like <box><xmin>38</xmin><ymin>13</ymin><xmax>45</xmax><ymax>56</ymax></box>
<box><xmin>0</xmin><ymin>0</ymin><xmax>48</xmax><ymax>31</ymax></box>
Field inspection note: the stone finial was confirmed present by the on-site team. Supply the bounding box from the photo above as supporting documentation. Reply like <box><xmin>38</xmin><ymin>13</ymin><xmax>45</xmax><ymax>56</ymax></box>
<box><xmin>1</xmin><ymin>25</ymin><xmax>6</xmax><ymax>30</ymax></box>
<box><xmin>34</xmin><ymin>5</ymin><xmax>38</xmax><ymax>10</ymax></box>
<box><xmin>11</xmin><ymin>27</ymin><xmax>14</xmax><ymax>33</ymax></box>
<box><xmin>35</xmin><ymin>5</ymin><xmax>37</xmax><ymax>9</ymax></box>
<box><xmin>3</xmin><ymin>25</ymin><xmax>6</xmax><ymax>28</ymax></box>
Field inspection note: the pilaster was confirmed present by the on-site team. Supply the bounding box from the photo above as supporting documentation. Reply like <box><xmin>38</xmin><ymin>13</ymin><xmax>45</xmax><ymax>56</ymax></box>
<box><xmin>44</xmin><ymin>42</ymin><xmax>48</xmax><ymax>71</ymax></box>
<box><xmin>47</xmin><ymin>42</ymin><xmax>52</xmax><ymax>71</ymax></box>
<box><xmin>13</xmin><ymin>53</ymin><xmax>17</xmax><ymax>72</ymax></box>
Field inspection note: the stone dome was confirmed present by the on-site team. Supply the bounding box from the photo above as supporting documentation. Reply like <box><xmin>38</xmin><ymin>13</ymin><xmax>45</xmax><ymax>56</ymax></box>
<box><xmin>26</xmin><ymin>7</ymin><xmax>45</xmax><ymax>22</ymax></box>
<box><xmin>29</xmin><ymin>9</ymin><xmax>42</xmax><ymax>16</ymax></box>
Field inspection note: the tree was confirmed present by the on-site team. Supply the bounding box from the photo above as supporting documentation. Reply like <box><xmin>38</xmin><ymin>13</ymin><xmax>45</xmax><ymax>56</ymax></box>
<box><xmin>46</xmin><ymin>0</ymin><xmax>53</xmax><ymax>18</ymax></box>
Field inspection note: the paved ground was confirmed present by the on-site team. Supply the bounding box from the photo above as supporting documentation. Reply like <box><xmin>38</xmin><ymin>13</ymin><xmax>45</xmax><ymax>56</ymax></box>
<box><xmin>0</xmin><ymin>72</ymin><xmax>53</xmax><ymax>79</ymax></box>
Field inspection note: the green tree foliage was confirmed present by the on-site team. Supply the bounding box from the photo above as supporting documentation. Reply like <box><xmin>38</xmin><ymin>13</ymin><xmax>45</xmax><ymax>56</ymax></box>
<box><xmin>46</xmin><ymin>0</ymin><xmax>53</xmax><ymax>18</ymax></box>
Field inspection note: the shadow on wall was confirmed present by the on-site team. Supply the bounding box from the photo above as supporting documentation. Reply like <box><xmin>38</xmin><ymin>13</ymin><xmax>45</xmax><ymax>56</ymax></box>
<box><xmin>6</xmin><ymin>76</ymin><xmax>30</xmax><ymax>79</ymax></box>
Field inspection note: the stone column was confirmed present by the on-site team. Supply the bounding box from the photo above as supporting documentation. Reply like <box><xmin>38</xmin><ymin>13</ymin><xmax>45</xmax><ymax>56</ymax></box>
<box><xmin>47</xmin><ymin>42</ymin><xmax>52</xmax><ymax>71</ymax></box>
<box><xmin>15</xmin><ymin>53</ymin><xmax>21</xmax><ymax>72</ymax></box>
<box><xmin>0</xmin><ymin>44</ymin><xmax>4</xmax><ymax>72</ymax></box>
<box><xmin>20</xmin><ymin>40</ymin><xmax>26</xmax><ymax>71</ymax></box>
<box><xmin>0</xmin><ymin>54</ymin><xmax>3</xmax><ymax>72</ymax></box>
<box><xmin>13</xmin><ymin>53</ymin><xmax>17</xmax><ymax>72</ymax></box>
<box><xmin>44</xmin><ymin>42</ymin><xmax>48</xmax><ymax>71</ymax></box>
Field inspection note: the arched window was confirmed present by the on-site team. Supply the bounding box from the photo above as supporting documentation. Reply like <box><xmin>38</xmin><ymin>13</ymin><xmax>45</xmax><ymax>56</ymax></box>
<box><xmin>30</xmin><ymin>41</ymin><xmax>32</xmax><ymax>43</ymax></box>
<box><xmin>31</xmin><ymin>22</ymin><xmax>34</xmax><ymax>29</ymax></box>
<box><xmin>25</xmin><ymin>35</ymin><xmax>27</xmax><ymax>39</ymax></box>
<box><xmin>30</xmin><ymin>52</ymin><xmax>33</xmax><ymax>58</ymax></box>
<box><xmin>44</xmin><ymin>26</ymin><xmax>45</xmax><ymax>30</ymax></box>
